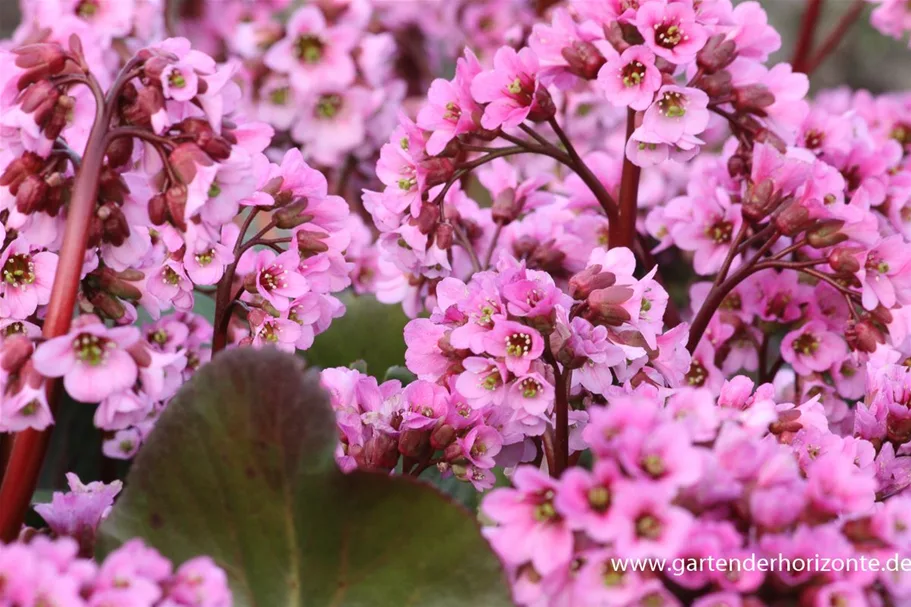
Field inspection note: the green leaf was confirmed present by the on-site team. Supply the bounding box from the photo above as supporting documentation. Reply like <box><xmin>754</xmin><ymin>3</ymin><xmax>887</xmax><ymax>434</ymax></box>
<box><xmin>383</xmin><ymin>365</ymin><xmax>416</xmax><ymax>385</ymax></box>
<box><xmin>98</xmin><ymin>348</ymin><xmax>511</xmax><ymax>607</ymax></box>
<box><xmin>304</xmin><ymin>293</ymin><xmax>409</xmax><ymax>376</ymax></box>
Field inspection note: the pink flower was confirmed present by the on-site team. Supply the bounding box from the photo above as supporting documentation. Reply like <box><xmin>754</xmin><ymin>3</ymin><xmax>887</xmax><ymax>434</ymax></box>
<box><xmin>642</xmin><ymin>85</ymin><xmax>710</xmax><ymax>145</ymax></box>
<box><xmin>417</xmin><ymin>49</ymin><xmax>482</xmax><ymax>156</ymax></box>
<box><xmin>506</xmin><ymin>373</ymin><xmax>554</xmax><ymax>417</ymax></box>
<box><xmin>598</xmin><ymin>45</ymin><xmax>662</xmax><ymax>111</ymax></box>
<box><xmin>263</xmin><ymin>6</ymin><xmax>359</xmax><ymax>91</ymax></box>
<box><xmin>780</xmin><ymin>320</ymin><xmax>847</xmax><ymax>375</ymax></box>
<box><xmin>670</xmin><ymin>187</ymin><xmax>743</xmax><ymax>275</ymax></box>
<box><xmin>617</xmin><ymin>422</ymin><xmax>703</xmax><ymax>489</ymax></box>
<box><xmin>471</xmin><ymin>47</ymin><xmax>550</xmax><ymax>130</ymax></box>
<box><xmin>33</xmin><ymin>317</ymin><xmax>140</xmax><ymax>403</ymax></box>
<box><xmin>482</xmin><ymin>466</ymin><xmax>574</xmax><ymax>575</ymax></box>
<box><xmin>165</xmin><ymin>556</ymin><xmax>231</xmax><ymax>607</ymax></box>
<box><xmin>482</xmin><ymin>319</ymin><xmax>545</xmax><ymax>375</ymax></box>
<box><xmin>554</xmin><ymin>462</ymin><xmax>626</xmax><ymax>542</ymax></box>
<box><xmin>34</xmin><ymin>472</ymin><xmax>122</xmax><ymax>552</ymax></box>
<box><xmin>612</xmin><ymin>484</ymin><xmax>692</xmax><ymax>559</ymax></box>
<box><xmin>242</xmin><ymin>249</ymin><xmax>309</xmax><ymax>313</ymax></box>
<box><xmin>855</xmin><ymin>235</ymin><xmax>911</xmax><ymax>310</ymax></box>
<box><xmin>635</xmin><ymin>0</ymin><xmax>708</xmax><ymax>64</ymax></box>
<box><xmin>0</xmin><ymin>238</ymin><xmax>57</xmax><ymax>319</ymax></box>
<box><xmin>458</xmin><ymin>425</ymin><xmax>503</xmax><ymax>469</ymax></box>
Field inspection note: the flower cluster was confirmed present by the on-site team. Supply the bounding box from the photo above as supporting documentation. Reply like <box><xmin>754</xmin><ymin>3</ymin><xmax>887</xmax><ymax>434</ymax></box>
<box><xmin>480</xmin><ymin>377</ymin><xmax>911</xmax><ymax>606</ymax></box>
<box><xmin>0</xmin><ymin>535</ymin><xmax>230</xmax><ymax>607</ymax></box>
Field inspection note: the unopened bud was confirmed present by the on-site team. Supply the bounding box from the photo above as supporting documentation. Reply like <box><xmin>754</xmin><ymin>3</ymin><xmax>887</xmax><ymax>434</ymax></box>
<box><xmin>169</xmin><ymin>143</ymin><xmax>212</xmax><ymax>185</ymax></box>
<box><xmin>727</xmin><ymin>152</ymin><xmax>748</xmax><ymax>178</ymax></box>
<box><xmin>742</xmin><ymin>178</ymin><xmax>777</xmax><ymax>222</ymax></box>
<box><xmin>19</xmin><ymin>80</ymin><xmax>60</xmax><ymax>127</ymax></box>
<box><xmin>435</xmin><ymin>222</ymin><xmax>454</xmax><ymax>250</ymax></box>
<box><xmin>359</xmin><ymin>434</ymin><xmax>400</xmax><ymax>471</ymax></box>
<box><xmin>734</xmin><ymin>84</ymin><xmax>775</xmax><ymax>115</ymax></box>
<box><xmin>166</xmin><ymin>185</ymin><xmax>188</xmax><ymax>231</ymax></box>
<box><xmin>98</xmin><ymin>167</ymin><xmax>130</xmax><ymax>204</ymax></box>
<box><xmin>569</xmin><ymin>265</ymin><xmax>616</xmax><ymax>300</ymax></box>
<box><xmin>773</xmin><ymin>199</ymin><xmax>812</xmax><ymax>236</ymax></box>
<box><xmin>106</xmin><ymin>135</ymin><xmax>134</xmax><ymax>169</ymax></box>
<box><xmin>15</xmin><ymin>174</ymin><xmax>48</xmax><ymax>215</ymax></box>
<box><xmin>398</xmin><ymin>428</ymin><xmax>431</xmax><ymax>459</ymax></box>
<box><xmin>274</xmin><ymin>199</ymin><xmax>313</xmax><ymax>229</ymax></box>
<box><xmin>845</xmin><ymin>319</ymin><xmax>885</xmax><ymax>353</ymax></box>
<box><xmin>699</xmin><ymin>70</ymin><xmax>733</xmax><ymax>98</ymax></box>
<box><xmin>827</xmin><ymin>247</ymin><xmax>862</xmax><ymax>273</ymax></box>
<box><xmin>806</xmin><ymin>220</ymin><xmax>847</xmax><ymax>248</ymax></box>
<box><xmin>527</xmin><ymin>87</ymin><xmax>557</xmax><ymax>122</ymax></box>
<box><xmin>491</xmin><ymin>190</ymin><xmax>520</xmax><ymax>224</ymax></box>
<box><xmin>121</xmin><ymin>85</ymin><xmax>164</xmax><ymax>129</ymax></box>
<box><xmin>296</xmin><ymin>230</ymin><xmax>330</xmax><ymax>257</ymax></box>
<box><xmin>89</xmin><ymin>291</ymin><xmax>126</xmax><ymax>320</ymax></box>
<box><xmin>586</xmin><ymin>286</ymin><xmax>633</xmax><ymax>326</ymax></box>
<box><xmin>13</xmin><ymin>43</ymin><xmax>68</xmax><ymax>89</ymax></box>
<box><xmin>430</xmin><ymin>423</ymin><xmax>456</xmax><ymax>450</ymax></box>
<box><xmin>697</xmin><ymin>34</ymin><xmax>737</xmax><ymax>73</ymax></box>
<box><xmin>1</xmin><ymin>335</ymin><xmax>34</xmax><ymax>374</ymax></box>
<box><xmin>418</xmin><ymin>157</ymin><xmax>455</xmax><ymax>189</ymax></box>
<box><xmin>149</xmin><ymin>192</ymin><xmax>168</xmax><ymax>225</ymax></box>
<box><xmin>871</xmin><ymin>305</ymin><xmax>893</xmax><ymax>325</ymax></box>
<box><xmin>562</xmin><ymin>41</ymin><xmax>606</xmax><ymax>80</ymax></box>
<box><xmin>416</xmin><ymin>201</ymin><xmax>440</xmax><ymax>235</ymax></box>
<box><xmin>0</xmin><ymin>152</ymin><xmax>44</xmax><ymax>195</ymax></box>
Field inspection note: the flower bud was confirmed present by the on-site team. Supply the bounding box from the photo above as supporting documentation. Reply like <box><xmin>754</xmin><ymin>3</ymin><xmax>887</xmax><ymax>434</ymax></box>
<box><xmin>527</xmin><ymin>87</ymin><xmax>556</xmax><ymax>122</ymax></box>
<box><xmin>15</xmin><ymin>174</ymin><xmax>48</xmax><ymax>215</ymax></box>
<box><xmin>89</xmin><ymin>291</ymin><xmax>126</xmax><ymax>320</ymax></box>
<box><xmin>699</xmin><ymin>70</ymin><xmax>733</xmax><ymax>99</ymax></box>
<box><xmin>727</xmin><ymin>151</ymin><xmax>749</xmax><ymax>178</ymax></box>
<box><xmin>398</xmin><ymin>428</ymin><xmax>431</xmax><ymax>459</ymax></box>
<box><xmin>870</xmin><ymin>305</ymin><xmax>893</xmax><ymax>326</ymax></box>
<box><xmin>274</xmin><ymin>199</ymin><xmax>313</xmax><ymax>229</ymax></box>
<box><xmin>0</xmin><ymin>151</ymin><xmax>44</xmax><ymax>195</ymax></box>
<box><xmin>358</xmin><ymin>433</ymin><xmax>400</xmax><ymax>471</ymax></box>
<box><xmin>430</xmin><ymin>423</ymin><xmax>456</xmax><ymax>450</ymax></box>
<box><xmin>416</xmin><ymin>201</ymin><xmax>440</xmax><ymax>235</ymax></box>
<box><xmin>773</xmin><ymin>199</ymin><xmax>812</xmax><ymax>236</ymax></box>
<box><xmin>697</xmin><ymin>34</ymin><xmax>737</xmax><ymax>73</ymax></box>
<box><xmin>491</xmin><ymin>190</ymin><xmax>520</xmax><ymax>224</ymax></box>
<box><xmin>96</xmin><ymin>268</ymin><xmax>143</xmax><ymax>300</ymax></box>
<box><xmin>1</xmin><ymin>335</ymin><xmax>34</xmax><ymax>374</ymax></box>
<box><xmin>166</xmin><ymin>185</ymin><xmax>188</xmax><ymax>231</ymax></box>
<box><xmin>733</xmin><ymin>84</ymin><xmax>775</xmax><ymax>115</ymax></box>
<box><xmin>741</xmin><ymin>178</ymin><xmax>777</xmax><ymax>222</ymax></box>
<box><xmin>13</xmin><ymin>43</ymin><xmax>68</xmax><ymax>89</ymax></box>
<box><xmin>561</xmin><ymin>41</ymin><xmax>606</xmax><ymax>80</ymax></box>
<box><xmin>586</xmin><ymin>286</ymin><xmax>633</xmax><ymax>326</ymax></box>
<box><xmin>121</xmin><ymin>85</ymin><xmax>164</xmax><ymax>129</ymax></box>
<box><xmin>827</xmin><ymin>247</ymin><xmax>862</xmax><ymax>274</ymax></box>
<box><xmin>106</xmin><ymin>135</ymin><xmax>134</xmax><ymax>169</ymax></box>
<box><xmin>569</xmin><ymin>265</ymin><xmax>616</xmax><ymax>300</ymax></box>
<box><xmin>845</xmin><ymin>319</ymin><xmax>885</xmax><ymax>353</ymax></box>
<box><xmin>806</xmin><ymin>220</ymin><xmax>847</xmax><ymax>248</ymax></box>
<box><xmin>169</xmin><ymin>143</ymin><xmax>212</xmax><ymax>184</ymax></box>
<box><xmin>149</xmin><ymin>192</ymin><xmax>168</xmax><ymax>226</ymax></box>
<box><xmin>42</xmin><ymin>95</ymin><xmax>74</xmax><ymax>140</ymax></box>
<box><xmin>19</xmin><ymin>80</ymin><xmax>61</xmax><ymax>127</ymax></box>
<box><xmin>418</xmin><ymin>157</ymin><xmax>455</xmax><ymax>189</ymax></box>
<box><xmin>98</xmin><ymin>167</ymin><xmax>130</xmax><ymax>205</ymax></box>
<box><xmin>435</xmin><ymin>222</ymin><xmax>454</xmax><ymax>250</ymax></box>
<box><xmin>296</xmin><ymin>230</ymin><xmax>330</xmax><ymax>257</ymax></box>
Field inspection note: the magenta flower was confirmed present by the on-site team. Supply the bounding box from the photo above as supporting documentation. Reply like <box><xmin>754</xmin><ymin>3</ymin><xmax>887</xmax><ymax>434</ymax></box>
<box><xmin>33</xmin><ymin>317</ymin><xmax>140</xmax><ymax>403</ymax></box>
<box><xmin>506</xmin><ymin>373</ymin><xmax>554</xmax><ymax>417</ymax></box>
<box><xmin>0</xmin><ymin>238</ymin><xmax>57</xmax><ymax>319</ymax></box>
<box><xmin>456</xmin><ymin>357</ymin><xmax>509</xmax><ymax>409</ymax></box>
<box><xmin>635</xmin><ymin>0</ymin><xmax>708</xmax><ymax>64</ymax></box>
<box><xmin>855</xmin><ymin>235</ymin><xmax>911</xmax><ymax>310</ymax></box>
<box><xmin>34</xmin><ymin>472</ymin><xmax>121</xmax><ymax>551</ymax></box>
<box><xmin>612</xmin><ymin>484</ymin><xmax>693</xmax><ymax>559</ymax></box>
<box><xmin>642</xmin><ymin>85</ymin><xmax>711</xmax><ymax>145</ymax></box>
<box><xmin>780</xmin><ymin>320</ymin><xmax>847</xmax><ymax>375</ymax></box>
<box><xmin>482</xmin><ymin>466</ymin><xmax>574</xmax><ymax>575</ymax></box>
<box><xmin>482</xmin><ymin>319</ymin><xmax>545</xmax><ymax>375</ymax></box>
<box><xmin>241</xmin><ymin>249</ymin><xmax>309</xmax><ymax>313</ymax></box>
<box><xmin>263</xmin><ymin>6</ymin><xmax>359</xmax><ymax>91</ymax></box>
<box><xmin>471</xmin><ymin>47</ymin><xmax>548</xmax><ymax>130</ymax></box>
<box><xmin>457</xmin><ymin>425</ymin><xmax>503</xmax><ymax>469</ymax></box>
<box><xmin>670</xmin><ymin>187</ymin><xmax>743</xmax><ymax>275</ymax></box>
<box><xmin>598</xmin><ymin>45</ymin><xmax>662</xmax><ymax>111</ymax></box>
<box><xmin>554</xmin><ymin>462</ymin><xmax>626</xmax><ymax>542</ymax></box>
<box><xmin>417</xmin><ymin>49</ymin><xmax>482</xmax><ymax>156</ymax></box>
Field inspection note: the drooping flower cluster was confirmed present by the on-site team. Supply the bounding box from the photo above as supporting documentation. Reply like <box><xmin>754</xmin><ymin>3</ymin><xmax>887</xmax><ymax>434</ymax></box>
<box><xmin>0</xmin><ymin>535</ymin><xmax>230</xmax><ymax>607</ymax></box>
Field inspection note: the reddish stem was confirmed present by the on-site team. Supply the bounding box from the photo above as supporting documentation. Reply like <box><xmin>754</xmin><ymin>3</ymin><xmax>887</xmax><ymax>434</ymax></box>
<box><xmin>613</xmin><ymin>108</ymin><xmax>642</xmax><ymax>250</ymax></box>
<box><xmin>0</xmin><ymin>60</ymin><xmax>141</xmax><ymax>541</ymax></box>
<box><xmin>792</xmin><ymin>0</ymin><xmax>825</xmax><ymax>72</ymax></box>
<box><xmin>553</xmin><ymin>368</ymin><xmax>570</xmax><ymax>477</ymax></box>
<box><xmin>803</xmin><ymin>0</ymin><xmax>865</xmax><ymax>75</ymax></box>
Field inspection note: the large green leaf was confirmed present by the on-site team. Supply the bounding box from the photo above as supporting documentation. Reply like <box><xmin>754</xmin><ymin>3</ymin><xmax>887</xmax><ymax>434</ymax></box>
<box><xmin>98</xmin><ymin>348</ymin><xmax>511</xmax><ymax>607</ymax></box>
<box><xmin>304</xmin><ymin>294</ymin><xmax>409</xmax><ymax>375</ymax></box>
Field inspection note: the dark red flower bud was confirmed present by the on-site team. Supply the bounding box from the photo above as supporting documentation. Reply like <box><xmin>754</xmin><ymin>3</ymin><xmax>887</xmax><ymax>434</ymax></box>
<box><xmin>89</xmin><ymin>291</ymin><xmax>126</xmax><ymax>320</ymax></box>
<box><xmin>296</xmin><ymin>230</ymin><xmax>330</xmax><ymax>257</ymax></box>
<box><xmin>13</xmin><ymin>43</ymin><xmax>68</xmax><ymax>89</ymax></box>
<box><xmin>806</xmin><ymin>219</ymin><xmax>847</xmax><ymax>248</ymax></box>
<box><xmin>100</xmin><ymin>204</ymin><xmax>130</xmax><ymax>247</ymax></box>
<box><xmin>1</xmin><ymin>335</ymin><xmax>34</xmax><ymax>374</ymax></box>
<box><xmin>149</xmin><ymin>192</ymin><xmax>168</xmax><ymax>226</ymax></box>
<box><xmin>491</xmin><ymin>190</ymin><xmax>520</xmax><ymax>224</ymax></box>
<box><xmin>15</xmin><ymin>174</ymin><xmax>48</xmax><ymax>215</ymax></box>
<box><xmin>358</xmin><ymin>434</ymin><xmax>400</xmax><ymax>471</ymax></box>
<box><xmin>166</xmin><ymin>184</ymin><xmax>188</xmax><ymax>231</ymax></box>
<box><xmin>527</xmin><ymin>87</ymin><xmax>557</xmax><ymax>122</ymax></box>
<box><xmin>121</xmin><ymin>85</ymin><xmax>164</xmax><ymax>128</ymax></box>
<box><xmin>418</xmin><ymin>157</ymin><xmax>455</xmax><ymax>189</ymax></box>
<box><xmin>19</xmin><ymin>80</ymin><xmax>61</xmax><ymax>126</ymax></box>
<box><xmin>569</xmin><ymin>265</ymin><xmax>617</xmax><ymax>300</ymax></box>
<box><xmin>435</xmin><ymin>222</ymin><xmax>454</xmax><ymax>250</ymax></box>
<box><xmin>398</xmin><ymin>428</ymin><xmax>432</xmax><ymax>459</ymax></box>
<box><xmin>416</xmin><ymin>201</ymin><xmax>441</xmax><ymax>235</ymax></box>
<box><xmin>169</xmin><ymin>143</ymin><xmax>212</xmax><ymax>185</ymax></box>
<box><xmin>845</xmin><ymin>319</ymin><xmax>885</xmax><ymax>353</ymax></box>
<box><xmin>274</xmin><ymin>199</ymin><xmax>313</xmax><ymax>229</ymax></box>
<box><xmin>733</xmin><ymin>84</ymin><xmax>775</xmax><ymax>115</ymax></box>
<box><xmin>430</xmin><ymin>423</ymin><xmax>456</xmax><ymax>450</ymax></box>
<box><xmin>697</xmin><ymin>34</ymin><xmax>737</xmax><ymax>74</ymax></box>
<box><xmin>0</xmin><ymin>151</ymin><xmax>44</xmax><ymax>195</ymax></box>
<box><xmin>586</xmin><ymin>286</ymin><xmax>634</xmax><ymax>326</ymax></box>
<box><xmin>742</xmin><ymin>178</ymin><xmax>777</xmax><ymax>222</ymax></box>
<box><xmin>142</xmin><ymin>55</ymin><xmax>172</xmax><ymax>84</ymax></box>
<box><xmin>106</xmin><ymin>135</ymin><xmax>134</xmax><ymax>169</ymax></box>
<box><xmin>562</xmin><ymin>41</ymin><xmax>606</xmax><ymax>80</ymax></box>
<box><xmin>871</xmin><ymin>305</ymin><xmax>893</xmax><ymax>326</ymax></box>
<box><xmin>727</xmin><ymin>151</ymin><xmax>749</xmax><ymax>178</ymax></box>
<box><xmin>699</xmin><ymin>70</ymin><xmax>734</xmax><ymax>99</ymax></box>
<box><xmin>773</xmin><ymin>199</ymin><xmax>813</xmax><ymax>236</ymax></box>
<box><xmin>96</xmin><ymin>267</ymin><xmax>143</xmax><ymax>301</ymax></box>
<box><xmin>828</xmin><ymin>246</ymin><xmax>862</xmax><ymax>273</ymax></box>
<box><xmin>98</xmin><ymin>167</ymin><xmax>130</xmax><ymax>204</ymax></box>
